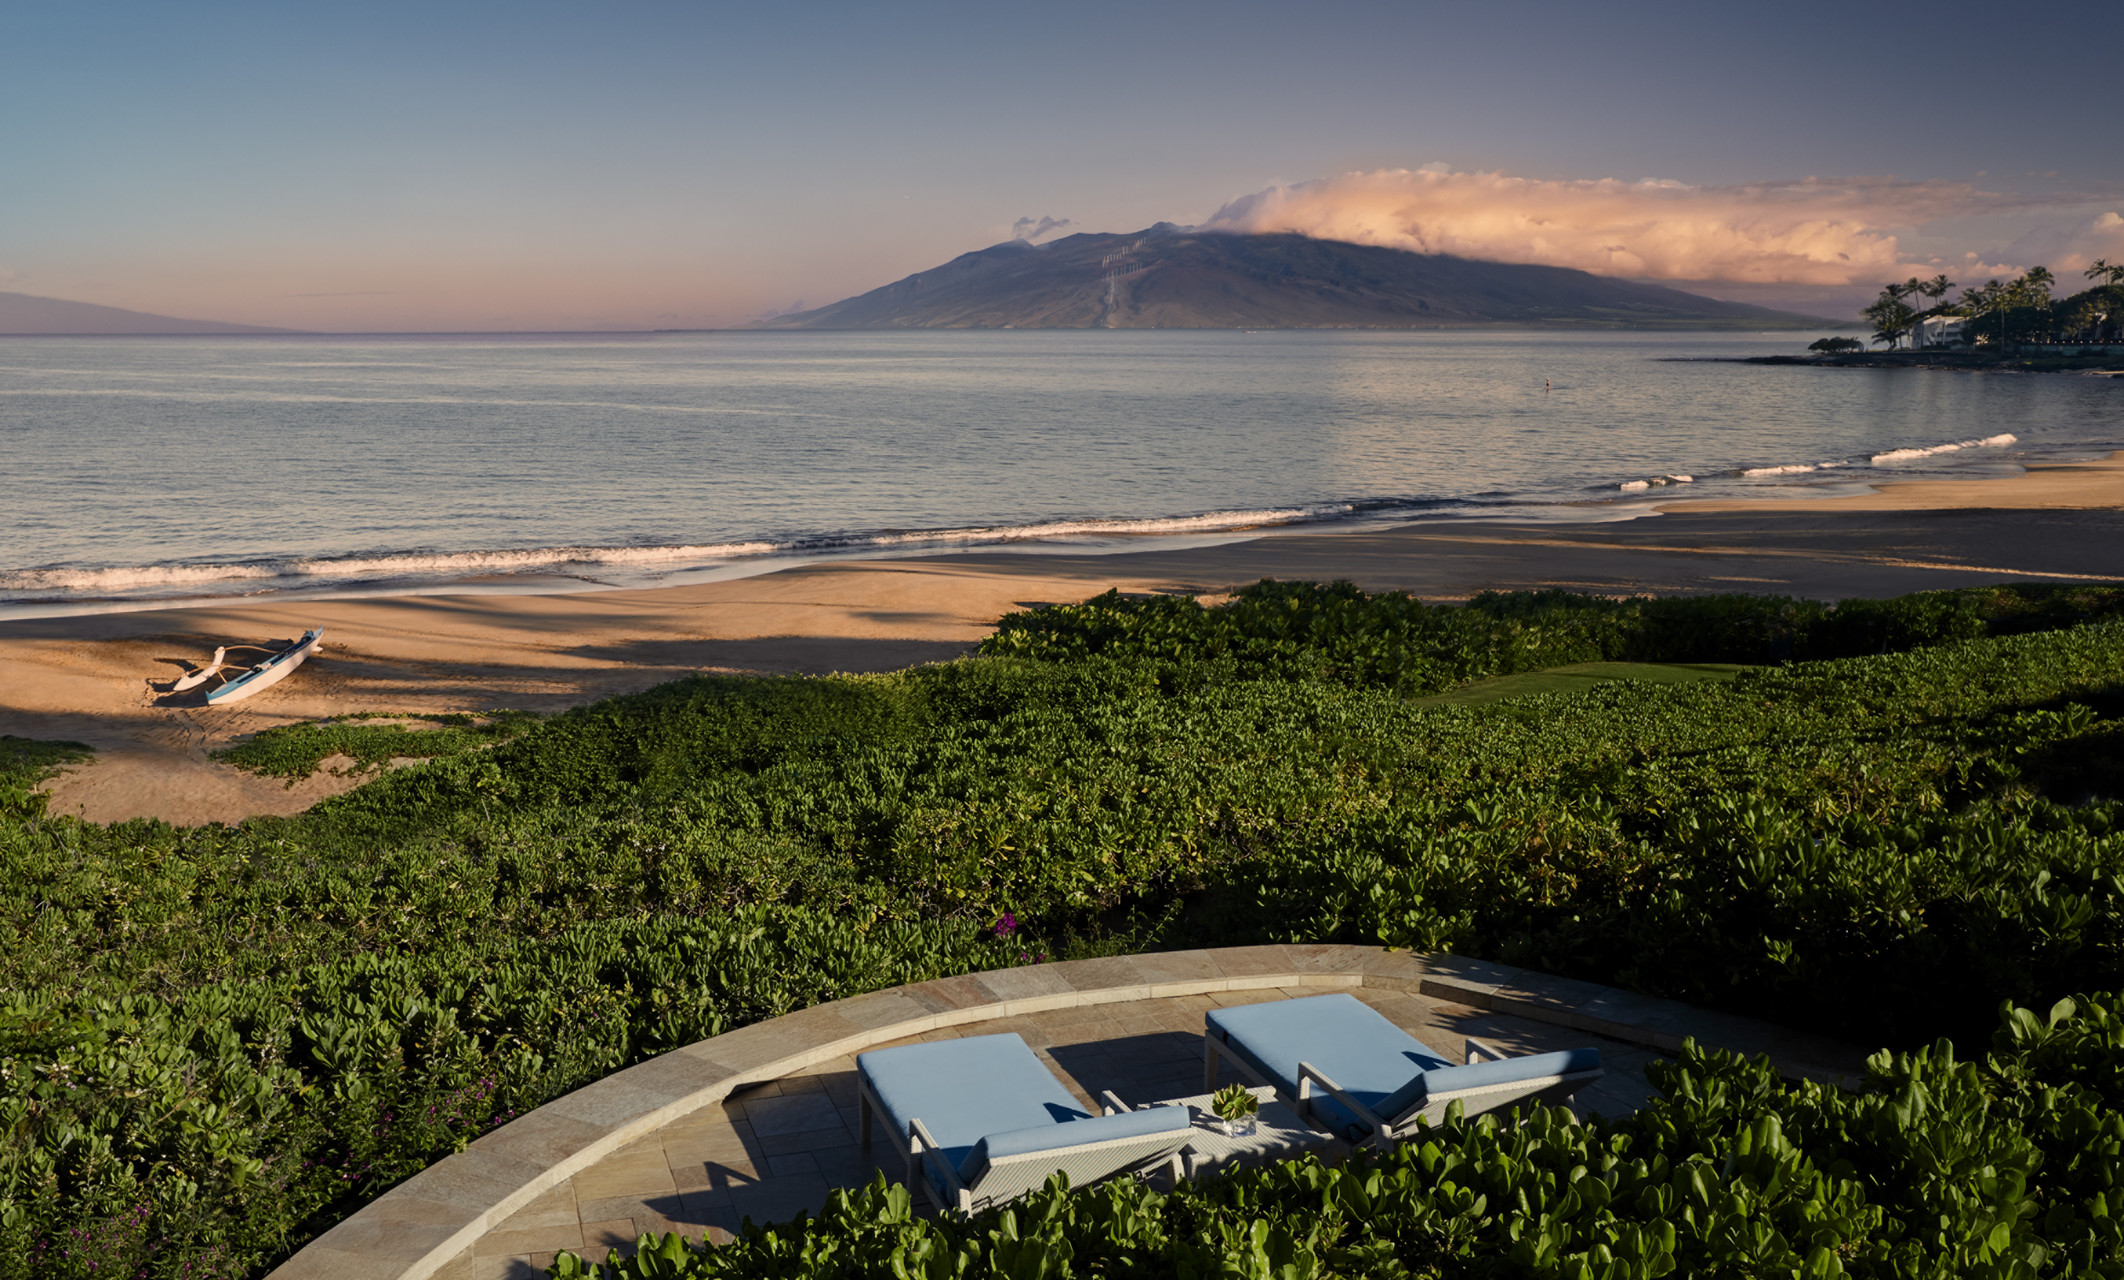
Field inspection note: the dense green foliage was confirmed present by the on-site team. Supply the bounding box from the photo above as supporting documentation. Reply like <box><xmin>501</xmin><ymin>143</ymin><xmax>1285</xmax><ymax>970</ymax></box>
<box><xmin>1861</xmin><ymin>262</ymin><xmax>2124</xmax><ymax>349</ymax></box>
<box><xmin>982</xmin><ymin>580</ymin><xmax>2124</xmax><ymax>692</ymax></box>
<box><xmin>213</xmin><ymin>710</ymin><xmax>538</xmax><ymax>781</ymax></box>
<box><xmin>0</xmin><ymin>736</ymin><xmax>90</xmax><ymax>820</ymax></box>
<box><xmin>557</xmin><ymin>994</ymin><xmax>2124</xmax><ymax>1280</ymax></box>
<box><xmin>3</xmin><ymin>582</ymin><xmax>2124</xmax><ymax>1276</ymax></box>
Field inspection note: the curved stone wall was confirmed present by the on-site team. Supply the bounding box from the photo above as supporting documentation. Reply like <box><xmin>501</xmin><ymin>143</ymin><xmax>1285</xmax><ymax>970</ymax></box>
<box><xmin>268</xmin><ymin>945</ymin><xmax>1861</xmax><ymax>1280</ymax></box>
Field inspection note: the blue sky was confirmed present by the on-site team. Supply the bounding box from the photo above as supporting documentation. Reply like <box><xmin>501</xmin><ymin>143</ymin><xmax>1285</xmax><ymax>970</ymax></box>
<box><xmin>4</xmin><ymin>0</ymin><xmax>2118</xmax><ymax>329</ymax></box>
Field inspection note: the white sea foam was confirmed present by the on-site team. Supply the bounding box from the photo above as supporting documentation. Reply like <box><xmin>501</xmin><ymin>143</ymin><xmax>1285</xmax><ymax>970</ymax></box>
<box><xmin>0</xmin><ymin>507</ymin><xmax>1339</xmax><ymax>601</ymax></box>
<box><xmin>1743</xmin><ymin>463</ymin><xmax>1819</xmax><ymax>477</ymax></box>
<box><xmin>1871</xmin><ymin>433</ymin><xmax>2016</xmax><ymax>465</ymax></box>
<box><xmin>849</xmin><ymin>507</ymin><xmax>1327</xmax><ymax>547</ymax></box>
<box><xmin>1616</xmin><ymin>475</ymin><xmax>1692</xmax><ymax>492</ymax></box>
<box><xmin>0</xmin><ymin>563</ymin><xmax>283</xmax><ymax>593</ymax></box>
<box><xmin>301</xmin><ymin>543</ymin><xmax>783</xmax><ymax>578</ymax></box>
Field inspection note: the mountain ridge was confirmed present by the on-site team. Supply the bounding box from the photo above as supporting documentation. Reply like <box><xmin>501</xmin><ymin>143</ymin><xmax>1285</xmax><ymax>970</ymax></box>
<box><xmin>758</xmin><ymin>227</ymin><xmax>1836</xmax><ymax>330</ymax></box>
<box><xmin>0</xmin><ymin>292</ymin><xmax>295</xmax><ymax>335</ymax></box>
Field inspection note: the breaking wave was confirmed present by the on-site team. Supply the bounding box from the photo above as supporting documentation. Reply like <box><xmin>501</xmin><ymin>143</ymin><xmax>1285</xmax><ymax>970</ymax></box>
<box><xmin>1872</xmin><ymin>434</ymin><xmax>2017</xmax><ymax>465</ymax></box>
<box><xmin>0</xmin><ymin>506</ymin><xmax>1351</xmax><ymax>604</ymax></box>
<box><xmin>1732</xmin><ymin>433</ymin><xmax>2015</xmax><ymax>480</ymax></box>
<box><xmin>0</xmin><ymin>431</ymin><xmax>2055</xmax><ymax>610</ymax></box>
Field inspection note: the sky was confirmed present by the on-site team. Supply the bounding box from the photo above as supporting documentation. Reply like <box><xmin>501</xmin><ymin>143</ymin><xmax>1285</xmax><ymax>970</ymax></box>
<box><xmin>3</xmin><ymin>0</ymin><xmax>2120</xmax><ymax>331</ymax></box>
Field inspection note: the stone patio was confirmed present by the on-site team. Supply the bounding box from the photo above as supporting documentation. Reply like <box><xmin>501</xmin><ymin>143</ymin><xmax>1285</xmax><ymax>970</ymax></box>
<box><xmin>273</xmin><ymin>945</ymin><xmax>1865</xmax><ymax>1280</ymax></box>
<box><xmin>449</xmin><ymin>983</ymin><xmax>1663</xmax><ymax>1279</ymax></box>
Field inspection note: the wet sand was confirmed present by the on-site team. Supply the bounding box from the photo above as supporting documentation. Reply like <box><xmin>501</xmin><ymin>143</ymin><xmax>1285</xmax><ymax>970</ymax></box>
<box><xmin>6</xmin><ymin>452</ymin><xmax>2120</xmax><ymax>826</ymax></box>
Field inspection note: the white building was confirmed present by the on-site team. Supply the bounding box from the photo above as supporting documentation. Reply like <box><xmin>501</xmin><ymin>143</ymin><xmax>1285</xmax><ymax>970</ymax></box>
<box><xmin>1911</xmin><ymin>315</ymin><xmax>1966</xmax><ymax>348</ymax></box>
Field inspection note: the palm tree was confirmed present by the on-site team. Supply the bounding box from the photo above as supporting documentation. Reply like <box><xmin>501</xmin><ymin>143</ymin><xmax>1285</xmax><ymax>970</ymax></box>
<box><xmin>1863</xmin><ymin>292</ymin><xmax>1919</xmax><ymax>349</ymax></box>
<box><xmin>2020</xmin><ymin>268</ymin><xmax>2057</xmax><ymax>342</ymax></box>
<box><xmin>1909</xmin><ymin>274</ymin><xmax>1955</xmax><ymax>346</ymax></box>
<box><xmin>1957</xmin><ymin>280</ymin><xmax>2007</xmax><ymax>347</ymax></box>
<box><xmin>2087</xmin><ymin>259</ymin><xmax>2124</xmax><ymax>288</ymax></box>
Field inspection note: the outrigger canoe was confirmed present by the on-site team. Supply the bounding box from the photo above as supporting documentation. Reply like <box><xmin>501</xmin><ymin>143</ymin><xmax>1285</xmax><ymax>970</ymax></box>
<box><xmin>204</xmin><ymin>629</ymin><xmax>324</xmax><ymax>706</ymax></box>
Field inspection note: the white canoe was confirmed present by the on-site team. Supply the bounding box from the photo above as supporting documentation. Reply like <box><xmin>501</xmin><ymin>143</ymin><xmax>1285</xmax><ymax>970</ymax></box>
<box><xmin>205</xmin><ymin>629</ymin><xmax>324</xmax><ymax>705</ymax></box>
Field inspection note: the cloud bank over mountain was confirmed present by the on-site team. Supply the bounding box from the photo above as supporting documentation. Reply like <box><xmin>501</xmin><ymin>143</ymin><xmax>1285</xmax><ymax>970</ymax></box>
<box><xmin>1200</xmin><ymin>168</ymin><xmax>2124</xmax><ymax>316</ymax></box>
<box><xmin>1203</xmin><ymin>168</ymin><xmax>1985</xmax><ymax>284</ymax></box>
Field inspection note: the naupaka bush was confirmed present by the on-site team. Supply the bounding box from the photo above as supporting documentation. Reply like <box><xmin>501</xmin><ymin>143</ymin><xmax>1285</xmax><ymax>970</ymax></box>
<box><xmin>2</xmin><ymin>583</ymin><xmax>2122</xmax><ymax>1276</ymax></box>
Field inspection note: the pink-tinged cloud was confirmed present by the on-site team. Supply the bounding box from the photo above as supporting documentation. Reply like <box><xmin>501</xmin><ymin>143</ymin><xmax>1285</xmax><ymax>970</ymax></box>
<box><xmin>1994</xmin><ymin>211</ymin><xmax>2124</xmax><ymax>278</ymax></box>
<box><xmin>1202</xmin><ymin>168</ymin><xmax>2011</xmax><ymax>286</ymax></box>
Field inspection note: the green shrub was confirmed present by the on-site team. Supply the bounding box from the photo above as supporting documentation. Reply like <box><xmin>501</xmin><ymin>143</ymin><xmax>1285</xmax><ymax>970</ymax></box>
<box><xmin>0</xmin><ymin>735</ymin><xmax>90</xmax><ymax>820</ymax></box>
<box><xmin>214</xmin><ymin>710</ymin><xmax>539</xmax><ymax>782</ymax></box>
<box><xmin>4</xmin><ymin>584</ymin><xmax>2124</xmax><ymax>1275</ymax></box>
<box><xmin>982</xmin><ymin>580</ymin><xmax>2124</xmax><ymax>691</ymax></box>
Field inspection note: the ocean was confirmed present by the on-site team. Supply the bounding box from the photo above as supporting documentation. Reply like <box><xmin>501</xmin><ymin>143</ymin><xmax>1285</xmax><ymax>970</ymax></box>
<box><xmin>3</xmin><ymin>329</ymin><xmax>2120</xmax><ymax>617</ymax></box>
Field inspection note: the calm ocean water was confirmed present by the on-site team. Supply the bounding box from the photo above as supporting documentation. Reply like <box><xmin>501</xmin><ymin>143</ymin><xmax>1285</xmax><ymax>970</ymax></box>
<box><xmin>3</xmin><ymin>329</ymin><xmax>2120</xmax><ymax>616</ymax></box>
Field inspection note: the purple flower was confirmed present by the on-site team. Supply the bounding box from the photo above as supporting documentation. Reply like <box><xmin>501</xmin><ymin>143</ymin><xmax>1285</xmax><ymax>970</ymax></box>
<box><xmin>990</xmin><ymin>912</ymin><xmax>1018</xmax><ymax>938</ymax></box>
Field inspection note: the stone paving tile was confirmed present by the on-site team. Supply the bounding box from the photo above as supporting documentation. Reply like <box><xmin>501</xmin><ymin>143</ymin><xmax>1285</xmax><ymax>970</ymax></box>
<box><xmin>474</xmin><ymin>1221</ymin><xmax>584</xmax><ymax>1258</ymax></box>
<box><xmin>489</xmin><ymin>1180</ymin><xmax>579</xmax><ymax>1234</ymax></box>
<box><xmin>1207</xmin><ymin>945</ymin><xmax>1297</xmax><ymax>978</ymax></box>
<box><xmin>738</xmin><ymin>1091</ymin><xmax>844</xmax><ymax>1138</ymax></box>
<box><xmin>571</xmin><ymin>1141</ymin><xmax>677</xmax><ymax>1202</ymax></box>
<box><xmin>723</xmin><ymin>1175</ymin><xmax>835</xmax><ymax>1230</ymax></box>
<box><xmin>581</xmin><ymin>1220</ymin><xmax>640</xmax><ymax>1255</ymax></box>
<box><xmin>663</xmin><ymin>1117</ymin><xmax>757</xmax><ymax>1160</ymax></box>
<box><xmin>575</xmin><ymin>1192</ymin><xmax>696</xmax><ymax>1232</ymax></box>
<box><xmin>1042</xmin><ymin>1002</ymin><xmax>1136</xmax><ymax>1031</ymax></box>
<box><xmin>758</xmin><ymin>1125</ymin><xmax>864</xmax><ymax>1157</ymax></box>
<box><xmin>667</xmin><ymin>1152</ymin><xmax>764</xmax><ymax>1195</ymax></box>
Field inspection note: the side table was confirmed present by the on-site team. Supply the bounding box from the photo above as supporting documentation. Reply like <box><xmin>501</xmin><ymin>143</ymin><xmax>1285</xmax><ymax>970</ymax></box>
<box><xmin>1147</xmin><ymin>1085</ymin><xmax>1341</xmax><ymax>1179</ymax></box>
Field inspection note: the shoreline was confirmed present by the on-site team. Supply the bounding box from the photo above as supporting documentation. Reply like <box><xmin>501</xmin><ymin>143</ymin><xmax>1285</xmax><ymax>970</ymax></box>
<box><xmin>5</xmin><ymin>452</ymin><xmax>2122</xmax><ymax>827</ymax></box>
<box><xmin>1662</xmin><ymin>448</ymin><xmax>2124</xmax><ymax>514</ymax></box>
<box><xmin>1725</xmin><ymin>351</ymin><xmax>2124</xmax><ymax>375</ymax></box>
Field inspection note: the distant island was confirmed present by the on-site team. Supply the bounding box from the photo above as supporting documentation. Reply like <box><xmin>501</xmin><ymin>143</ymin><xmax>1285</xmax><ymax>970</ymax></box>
<box><xmin>0</xmin><ymin>291</ymin><xmax>294</xmax><ymax>336</ymax></box>
<box><xmin>754</xmin><ymin>225</ymin><xmax>1836</xmax><ymax>330</ymax></box>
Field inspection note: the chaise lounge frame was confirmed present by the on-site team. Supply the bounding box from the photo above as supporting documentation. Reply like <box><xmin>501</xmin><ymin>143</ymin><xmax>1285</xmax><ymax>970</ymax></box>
<box><xmin>858</xmin><ymin>1049</ymin><xmax>1191</xmax><ymax>1214</ymax></box>
<box><xmin>1205</xmin><ymin>1015</ymin><xmax>1602</xmax><ymax>1148</ymax></box>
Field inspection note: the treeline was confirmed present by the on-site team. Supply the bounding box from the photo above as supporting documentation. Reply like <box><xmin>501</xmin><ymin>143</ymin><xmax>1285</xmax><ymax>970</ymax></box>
<box><xmin>2</xmin><ymin>582</ymin><xmax>2123</xmax><ymax>1275</ymax></box>
<box><xmin>1852</xmin><ymin>260</ymin><xmax>2124</xmax><ymax>350</ymax></box>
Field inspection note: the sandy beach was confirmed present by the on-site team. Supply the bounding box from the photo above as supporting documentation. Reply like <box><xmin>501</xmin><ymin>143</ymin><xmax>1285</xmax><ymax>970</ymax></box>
<box><xmin>6</xmin><ymin>451</ymin><xmax>2121</xmax><ymax>826</ymax></box>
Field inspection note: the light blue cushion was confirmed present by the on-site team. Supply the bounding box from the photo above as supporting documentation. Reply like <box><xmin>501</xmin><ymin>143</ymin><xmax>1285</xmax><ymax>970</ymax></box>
<box><xmin>1393</xmin><ymin>1048</ymin><xmax>1602</xmax><ymax>1116</ymax></box>
<box><xmin>1207</xmin><ymin>994</ymin><xmax>1449</xmax><ymax>1139</ymax></box>
<box><xmin>1208</xmin><ymin>995</ymin><xmax>1601</xmax><ymax>1140</ymax></box>
<box><xmin>859</xmin><ymin>1034</ymin><xmax>1089</xmax><ymax>1179</ymax></box>
<box><xmin>961</xmin><ymin>1103</ymin><xmax>1191</xmax><ymax>1181</ymax></box>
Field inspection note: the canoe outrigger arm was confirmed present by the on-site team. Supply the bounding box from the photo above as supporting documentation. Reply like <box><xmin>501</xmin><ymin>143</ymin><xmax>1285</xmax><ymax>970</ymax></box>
<box><xmin>170</xmin><ymin>647</ymin><xmax>228</xmax><ymax>693</ymax></box>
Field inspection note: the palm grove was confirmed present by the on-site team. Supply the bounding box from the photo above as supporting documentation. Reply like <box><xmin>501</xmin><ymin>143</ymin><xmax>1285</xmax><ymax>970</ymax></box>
<box><xmin>1817</xmin><ymin>260</ymin><xmax>2124</xmax><ymax>353</ymax></box>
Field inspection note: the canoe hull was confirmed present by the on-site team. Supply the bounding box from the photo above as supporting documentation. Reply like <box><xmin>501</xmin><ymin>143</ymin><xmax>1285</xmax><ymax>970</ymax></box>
<box><xmin>205</xmin><ymin>629</ymin><xmax>323</xmax><ymax>705</ymax></box>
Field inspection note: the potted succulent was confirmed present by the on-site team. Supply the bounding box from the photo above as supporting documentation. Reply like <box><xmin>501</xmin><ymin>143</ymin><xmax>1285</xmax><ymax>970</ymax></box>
<box><xmin>1209</xmin><ymin>1082</ymin><xmax>1260</xmax><ymax>1137</ymax></box>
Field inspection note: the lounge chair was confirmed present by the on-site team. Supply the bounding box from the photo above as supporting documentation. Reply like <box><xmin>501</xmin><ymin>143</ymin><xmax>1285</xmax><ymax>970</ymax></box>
<box><xmin>857</xmin><ymin>1033</ymin><xmax>1195</xmax><ymax>1213</ymax></box>
<box><xmin>1202</xmin><ymin>993</ymin><xmax>1602</xmax><ymax>1146</ymax></box>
